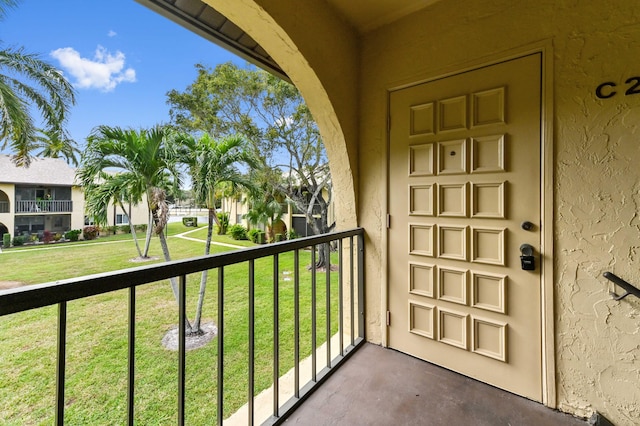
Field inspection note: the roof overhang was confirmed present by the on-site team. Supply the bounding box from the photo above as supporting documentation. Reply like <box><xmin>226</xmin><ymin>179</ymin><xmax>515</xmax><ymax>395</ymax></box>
<box><xmin>134</xmin><ymin>0</ymin><xmax>290</xmax><ymax>82</ymax></box>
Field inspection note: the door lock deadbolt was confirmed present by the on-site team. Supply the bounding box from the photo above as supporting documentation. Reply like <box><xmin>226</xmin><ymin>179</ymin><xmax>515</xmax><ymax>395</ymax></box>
<box><xmin>520</xmin><ymin>244</ymin><xmax>535</xmax><ymax>271</ymax></box>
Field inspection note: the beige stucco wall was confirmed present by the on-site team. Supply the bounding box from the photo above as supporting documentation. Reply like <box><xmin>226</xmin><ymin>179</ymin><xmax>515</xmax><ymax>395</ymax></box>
<box><xmin>221</xmin><ymin>197</ymin><xmax>249</xmax><ymax>227</ymax></box>
<box><xmin>71</xmin><ymin>186</ymin><xmax>85</xmax><ymax>231</ymax></box>
<box><xmin>104</xmin><ymin>200</ymin><xmax>149</xmax><ymax>227</ymax></box>
<box><xmin>359</xmin><ymin>0</ymin><xmax>640</xmax><ymax>424</ymax></box>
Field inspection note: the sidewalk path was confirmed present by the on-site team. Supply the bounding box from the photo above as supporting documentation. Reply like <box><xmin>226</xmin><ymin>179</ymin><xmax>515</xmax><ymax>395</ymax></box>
<box><xmin>0</xmin><ymin>238</ymin><xmax>135</xmax><ymax>254</ymax></box>
<box><xmin>172</xmin><ymin>227</ymin><xmax>245</xmax><ymax>249</ymax></box>
<box><xmin>0</xmin><ymin>226</ymin><xmax>245</xmax><ymax>255</ymax></box>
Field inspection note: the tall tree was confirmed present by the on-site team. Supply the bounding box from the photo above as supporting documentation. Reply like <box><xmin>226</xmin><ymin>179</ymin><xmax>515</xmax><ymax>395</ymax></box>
<box><xmin>187</xmin><ymin>133</ymin><xmax>256</xmax><ymax>333</ymax></box>
<box><xmin>0</xmin><ymin>0</ymin><xmax>76</xmax><ymax>166</ymax></box>
<box><xmin>167</xmin><ymin>62</ymin><xmax>334</xmax><ymax>267</ymax></box>
<box><xmin>78</xmin><ymin>125</ymin><xmax>186</xmax><ymax>307</ymax></box>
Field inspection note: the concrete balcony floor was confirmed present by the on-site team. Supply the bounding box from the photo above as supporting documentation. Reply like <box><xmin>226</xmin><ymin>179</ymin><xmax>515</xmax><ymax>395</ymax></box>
<box><xmin>283</xmin><ymin>343</ymin><xmax>587</xmax><ymax>426</ymax></box>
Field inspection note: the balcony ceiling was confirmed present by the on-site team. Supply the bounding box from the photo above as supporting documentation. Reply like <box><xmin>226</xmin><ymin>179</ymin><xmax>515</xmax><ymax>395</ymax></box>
<box><xmin>135</xmin><ymin>0</ymin><xmax>440</xmax><ymax>81</ymax></box>
<box><xmin>326</xmin><ymin>0</ymin><xmax>442</xmax><ymax>33</ymax></box>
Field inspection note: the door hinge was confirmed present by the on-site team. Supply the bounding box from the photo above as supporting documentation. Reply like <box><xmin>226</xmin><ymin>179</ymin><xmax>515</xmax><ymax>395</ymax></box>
<box><xmin>386</xmin><ymin>214</ymin><xmax>391</xmax><ymax>229</ymax></box>
<box><xmin>386</xmin><ymin>310</ymin><xmax>391</xmax><ymax>326</ymax></box>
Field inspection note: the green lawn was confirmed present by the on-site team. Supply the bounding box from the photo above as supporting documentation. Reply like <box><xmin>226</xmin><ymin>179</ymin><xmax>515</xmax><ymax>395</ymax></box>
<box><xmin>0</xmin><ymin>224</ymin><xmax>341</xmax><ymax>424</ymax></box>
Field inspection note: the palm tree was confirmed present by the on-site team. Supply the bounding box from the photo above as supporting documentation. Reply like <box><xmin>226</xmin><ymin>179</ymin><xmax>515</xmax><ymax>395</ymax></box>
<box><xmin>244</xmin><ymin>167</ymin><xmax>287</xmax><ymax>242</ymax></box>
<box><xmin>244</xmin><ymin>194</ymin><xmax>285</xmax><ymax>241</ymax></box>
<box><xmin>78</xmin><ymin>125</ymin><xmax>185</xmax><ymax>306</ymax></box>
<box><xmin>189</xmin><ymin>133</ymin><xmax>256</xmax><ymax>333</ymax></box>
<box><xmin>83</xmin><ymin>173</ymin><xmax>145</xmax><ymax>258</ymax></box>
<box><xmin>0</xmin><ymin>0</ymin><xmax>76</xmax><ymax>166</ymax></box>
<box><xmin>32</xmin><ymin>128</ymin><xmax>81</xmax><ymax>166</ymax></box>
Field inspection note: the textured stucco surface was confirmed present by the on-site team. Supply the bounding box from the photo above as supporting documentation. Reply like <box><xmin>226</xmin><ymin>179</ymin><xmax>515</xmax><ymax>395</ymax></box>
<box><xmin>358</xmin><ymin>0</ymin><xmax>640</xmax><ymax>424</ymax></box>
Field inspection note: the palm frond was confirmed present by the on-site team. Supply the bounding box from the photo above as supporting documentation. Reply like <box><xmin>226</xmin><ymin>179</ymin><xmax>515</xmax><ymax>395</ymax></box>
<box><xmin>0</xmin><ymin>46</ymin><xmax>76</xmax><ymax>166</ymax></box>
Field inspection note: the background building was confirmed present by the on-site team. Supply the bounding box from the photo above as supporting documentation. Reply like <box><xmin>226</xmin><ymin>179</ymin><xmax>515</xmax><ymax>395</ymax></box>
<box><xmin>0</xmin><ymin>155</ymin><xmax>148</xmax><ymax>240</ymax></box>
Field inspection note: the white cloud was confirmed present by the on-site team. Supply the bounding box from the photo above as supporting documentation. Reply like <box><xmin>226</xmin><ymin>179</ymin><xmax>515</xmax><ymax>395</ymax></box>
<box><xmin>275</xmin><ymin>116</ymin><xmax>295</xmax><ymax>128</ymax></box>
<box><xmin>107</xmin><ymin>30</ymin><xmax>117</xmax><ymax>37</ymax></box>
<box><xmin>50</xmin><ymin>45</ymin><xmax>136</xmax><ymax>92</ymax></box>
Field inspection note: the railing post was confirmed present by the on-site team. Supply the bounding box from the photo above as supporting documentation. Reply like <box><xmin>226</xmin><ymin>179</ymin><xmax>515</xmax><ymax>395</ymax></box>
<box><xmin>273</xmin><ymin>254</ymin><xmax>280</xmax><ymax>418</ymax></box>
<box><xmin>325</xmin><ymin>242</ymin><xmax>331</xmax><ymax>368</ymax></box>
<box><xmin>55</xmin><ymin>301</ymin><xmax>67</xmax><ymax>426</ymax></box>
<box><xmin>248</xmin><ymin>260</ymin><xmax>255</xmax><ymax>425</ymax></box>
<box><xmin>349</xmin><ymin>236</ymin><xmax>355</xmax><ymax>346</ymax></box>
<box><xmin>127</xmin><ymin>287</ymin><xmax>136</xmax><ymax>426</ymax></box>
<box><xmin>294</xmin><ymin>249</ymin><xmax>300</xmax><ymax>398</ymax></box>
<box><xmin>338</xmin><ymin>239</ymin><xmax>344</xmax><ymax>356</ymax></box>
<box><xmin>357</xmin><ymin>232</ymin><xmax>365</xmax><ymax>340</ymax></box>
<box><xmin>217</xmin><ymin>267</ymin><xmax>224</xmax><ymax>426</ymax></box>
<box><xmin>178</xmin><ymin>274</ymin><xmax>187</xmax><ymax>426</ymax></box>
<box><xmin>311</xmin><ymin>245</ymin><xmax>317</xmax><ymax>382</ymax></box>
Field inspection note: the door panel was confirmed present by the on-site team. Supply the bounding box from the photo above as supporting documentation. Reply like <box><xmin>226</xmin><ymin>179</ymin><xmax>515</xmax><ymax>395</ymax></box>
<box><xmin>388</xmin><ymin>54</ymin><xmax>542</xmax><ymax>401</ymax></box>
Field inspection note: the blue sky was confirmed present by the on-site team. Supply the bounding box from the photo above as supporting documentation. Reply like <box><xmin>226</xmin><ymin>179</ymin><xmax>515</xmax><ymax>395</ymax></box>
<box><xmin>2</xmin><ymin>0</ymin><xmax>243</xmax><ymax>151</ymax></box>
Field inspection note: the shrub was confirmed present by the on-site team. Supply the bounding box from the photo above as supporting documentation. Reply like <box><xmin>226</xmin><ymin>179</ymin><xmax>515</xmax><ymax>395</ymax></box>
<box><xmin>3</xmin><ymin>233</ymin><xmax>11</xmax><ymax>248</ymax></box>
<box><xmin>134</xmin><ymin>224</ymin><xmax>148</xmax><ymax>233</ymax></box>
<box><xmin>247</xmin><ymin>228</ymin><xmax>261</xmax><ymax>243</ymax></box>
<box><xmin>53</xmin><ymin>233</ymin><xmax>62</xmax><ymax>242</ymax></box>
<box><xmin>286</xmin><ymin>229</ymin><xmax>299</xmax><ymax>240</ymax></box>
<box><xmin>83</xmin><ymin>226</ymin><xmax>99</xmax><ymax>240</ymax></box>
<box><xmin>228</xmin><ymin>224</ymin><xmax>248</xmax><ymax>240</ymax></box>
<box><xmin>65</xmin><ymin>229</ymin><xmax>81</xmax><ymax>241</ymax></box>
<box><xmin>217</xmin><ymin>212</ymin><xmax>229</xmax><ymax>235</ymax></box>
<box><xmin>274</xmin><ymin>233</ymin><xmax>284</xmax><ymax>242</ymax></box>
<box><xmin>118</xmin><ymin>225</ymin><xmax>131</xmax><ymax>234</ymax></box>
<box><xmin>182</xmin><ymin>217</ymin><xmax>197</xmax><ymax>227</ymax></box>
<box><xmin>42</xmin><ymin>230</ymin><xmax>54</xmax><ymax>244</ymax></box>
<box><xmin>12</xmin><ymin>236</ymin><xmax>25</xmax><ymax>246</ymax></box>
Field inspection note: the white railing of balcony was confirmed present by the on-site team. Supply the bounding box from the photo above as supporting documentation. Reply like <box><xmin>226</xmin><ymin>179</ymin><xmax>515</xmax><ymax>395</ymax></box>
<box><xmin>15</xmin><ymin>200</ymin><xmax>73</xmax><ymax>213</ymax></box>
<box><xmin>0</xmin><ymin>201</ymin><xmax>8</xmax><ymax>213</ymax></box>
<box><xmin>0</xmin><ymin>228</ymin><xmax>365</xmax><ymax>425</ymax></box>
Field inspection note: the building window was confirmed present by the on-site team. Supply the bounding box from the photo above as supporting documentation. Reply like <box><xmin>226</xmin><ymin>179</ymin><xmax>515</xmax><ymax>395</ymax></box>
<box><xmin>116</xmin><ymin>214</ymin><xmax>129</xmax><ymax>225</ymax></box>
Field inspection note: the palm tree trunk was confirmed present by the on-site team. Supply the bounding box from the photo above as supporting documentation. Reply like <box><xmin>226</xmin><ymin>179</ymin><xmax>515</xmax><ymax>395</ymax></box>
<box><xmin>153</xmin><ymin>208</ymin><xmax>193</xmax><ymax>332</ymax></box>
<box><xmin>142</xmin><ymin>213</ymin><xmax>153</xmax><ymax>257</ymax></box>
<box><xmin>118</xmin><ymin>201</ymin><xmax>143</xmax><ymax>258</ymax></box>
<box><xmin>192</xmin><ymin>207</ymin><xmax>215</xmax><ymax>333</ymax></box>
<box><xmin>157</xmin><ymin>230</ymin><xmax>179</xmax><ymax>296</ymax></box>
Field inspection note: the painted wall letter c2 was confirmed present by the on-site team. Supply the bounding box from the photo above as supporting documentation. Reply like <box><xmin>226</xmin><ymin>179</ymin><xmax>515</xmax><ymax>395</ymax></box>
<box><xmin>595</xmin><ymin>81</ymin><xmax>617</xmax><ymax>99</ymax></box>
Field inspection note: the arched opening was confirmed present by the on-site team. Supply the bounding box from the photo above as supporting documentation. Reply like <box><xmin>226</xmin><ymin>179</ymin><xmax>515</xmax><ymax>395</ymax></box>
<box><xmin>0</xmin><ymin>189</ymin><xmax>9</xmax><ymax>213</ymax></box>
<box><xmin>205</xmin><ymin>0</ymin><xmax>359</xmax><ymax>230</ymax></box>
<box><xmin>0</xmin><ymin>223</ymin><xmax>8</xmax><ymax>240</ymax></box>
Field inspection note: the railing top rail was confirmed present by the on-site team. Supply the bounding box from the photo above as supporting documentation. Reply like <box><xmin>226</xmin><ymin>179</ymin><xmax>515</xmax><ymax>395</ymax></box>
<box><xmin>0</xmin><ymin>227</ymin><xmax>364</xmax><ymax>316</ymax></box>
